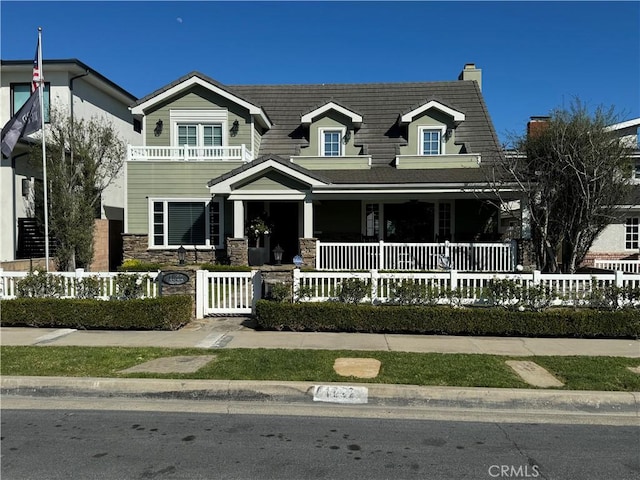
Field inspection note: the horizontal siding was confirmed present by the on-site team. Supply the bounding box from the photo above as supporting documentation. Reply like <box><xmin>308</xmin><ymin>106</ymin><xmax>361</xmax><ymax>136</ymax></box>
<box><xmin>145</xmin><ymin>86</ymin><xmax>251</xmax><ymax>150</ymax></box>
<box><xmin>127</xmin><ymin>162</ymin><xmax>241</xmax><ymax>233</ymax></box>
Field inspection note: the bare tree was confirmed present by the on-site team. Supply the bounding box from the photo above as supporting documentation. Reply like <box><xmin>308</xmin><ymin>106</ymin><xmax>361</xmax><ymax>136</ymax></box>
<box><xmin>30</xmin><ymin>108</ymin><xmax>126</xmax><ymax>271</ymax></box>
<box><xmin>492</xmin><ymin>100</ymin><xmax>634</xmax><ymax>273</ymax></box>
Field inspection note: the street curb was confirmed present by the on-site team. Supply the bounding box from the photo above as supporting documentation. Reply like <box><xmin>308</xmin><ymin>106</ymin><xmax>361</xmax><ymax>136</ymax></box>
<box><xmin>2</xmin><ymin>376</ymin><xmax>639</xmax><ymax>417</ymax></box>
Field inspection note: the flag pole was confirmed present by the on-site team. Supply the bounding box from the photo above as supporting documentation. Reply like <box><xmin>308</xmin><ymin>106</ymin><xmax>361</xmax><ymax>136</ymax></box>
<box><xmin>37</xmin><ymin>27</ymin><xmax>49</xmax><ymax>272</ymax></box>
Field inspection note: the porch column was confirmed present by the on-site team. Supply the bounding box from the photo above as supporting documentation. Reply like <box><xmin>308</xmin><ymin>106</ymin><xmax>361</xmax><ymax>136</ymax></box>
<box><xmin>303</xmin><ymin>194</ymin><xmax>314</xmax><ymax>237</ymax></box>
<box><xmin>233</xmin><ymin>200</ymin><xmax>245</xmax><ymax>238</ymax></box>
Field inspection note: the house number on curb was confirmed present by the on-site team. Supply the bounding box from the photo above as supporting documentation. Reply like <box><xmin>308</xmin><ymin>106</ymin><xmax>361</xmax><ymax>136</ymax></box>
<box><xmin>313</xmin><ymin>385</ymin><xmax>368</xmax><ymax>404</ymax></box>
<box><xmin>161</xmin><ymin>272</ymin><xmax>190</xmax><ymax>286</ymax></box>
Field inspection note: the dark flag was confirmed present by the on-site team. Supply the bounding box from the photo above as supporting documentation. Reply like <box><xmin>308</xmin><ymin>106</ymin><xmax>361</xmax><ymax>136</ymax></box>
<box><xmin>1</xmin><ymin>87</ymin><xmax>42</xmax><ymax>158</ymax></box>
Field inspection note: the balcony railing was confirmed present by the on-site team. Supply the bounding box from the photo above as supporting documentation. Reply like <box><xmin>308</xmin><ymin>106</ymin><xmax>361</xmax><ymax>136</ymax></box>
<box><xmin>127</xmin><ymin>145</ymin><xmax>253</xmax><ymax>162</ymax></box>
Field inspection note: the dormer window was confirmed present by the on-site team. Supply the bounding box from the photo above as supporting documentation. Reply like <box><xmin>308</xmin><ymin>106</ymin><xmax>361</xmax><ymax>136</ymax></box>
<box><xmin>320</xmin><ymin>127</ymin><xmax>345</xmax><ymax>157</ymax></box>
<box><xmin>419</xmin><ymin>126</ymin><xmax>446</xmax><ymax>155</ymax></box>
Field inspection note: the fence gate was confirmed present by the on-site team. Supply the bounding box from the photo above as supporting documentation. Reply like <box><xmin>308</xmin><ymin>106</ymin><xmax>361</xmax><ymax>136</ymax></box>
<box><xmin>196</xmin><ymin>270</ymin><xmax>262</xmax><ymax>317</ymax></box>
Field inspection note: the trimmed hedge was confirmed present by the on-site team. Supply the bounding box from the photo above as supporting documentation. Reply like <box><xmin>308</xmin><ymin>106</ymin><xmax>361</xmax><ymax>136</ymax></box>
<box><xmin>0</xmin><ymin>295</ymin><xmax>192</xmax><ymax>331</ymax></box>
<box><xmin>255</xmin><ymin>300</ymin><xmax>640</xmax><ymax>339</ymax></box>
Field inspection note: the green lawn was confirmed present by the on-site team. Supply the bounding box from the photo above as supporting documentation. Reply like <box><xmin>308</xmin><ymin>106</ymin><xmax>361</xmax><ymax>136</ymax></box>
<box><xmin>1</xmin><ymin>346</ymin><xmax>639</xmax><ymax>391</ymax></box>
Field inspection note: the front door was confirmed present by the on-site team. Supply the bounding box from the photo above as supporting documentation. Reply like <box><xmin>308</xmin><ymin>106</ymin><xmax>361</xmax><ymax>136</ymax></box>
<box><xmin>268</xmin><ymin>202</ymin><xmax>299</xmax><ymax>264</ymax></box>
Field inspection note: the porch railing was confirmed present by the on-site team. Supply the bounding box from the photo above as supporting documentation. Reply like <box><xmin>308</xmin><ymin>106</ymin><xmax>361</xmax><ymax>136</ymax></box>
<box><xmin>127</xmin><ymin>144</ymin><xmax>252</xmax><ymax>162</ymax></box>
<box><xmin>315</xmin><ymin>241</ymin><xmax>517</xmax><ymax>272</ymax></box>
<box><xmin>593</xmin><ymin>259</ymin><xmax>640</xmax><ymax>274</ymax></box>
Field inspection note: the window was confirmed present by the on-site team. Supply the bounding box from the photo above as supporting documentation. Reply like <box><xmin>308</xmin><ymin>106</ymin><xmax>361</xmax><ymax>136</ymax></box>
<box><xmin>151</xmin><ymin>199</ymin><xmax>223</xmax><ymax>248</ymax></box>
<box><xmin>634</xmin><ymin>159</ymin><xmax>640</xmax><ymax>181</ymax></box>
<box><xmin>421</xmin><ymin>129</ymin><xmax>442</xmax><ymax>155</ymax></box>
<box><xmin>320</xmin><ymin>129</ymin><xmax>343</xmax><ymax>157</ymax></box>
<box><xmin>177</xmin><ymin>124</ymin><xmax>223</xmax><ymax>147</ymax></box>
<box><xmin>438</xmin><ymin>203</ymin><xmax>452</xmax><ymax>240</ymax></box>
<box><xmin>365</xmin><ymin>203</ymin><xmax>380</xmax><ymax>239</ymax></box>
<box><xmin>11</xmin><ymin>83</ymin><xmax>50</xmax><ymax>122</ymax></box>
<box><xmin>626</xmin><ymin>217</ymin><xmax>639</xmax><ymax>250</ymax></box>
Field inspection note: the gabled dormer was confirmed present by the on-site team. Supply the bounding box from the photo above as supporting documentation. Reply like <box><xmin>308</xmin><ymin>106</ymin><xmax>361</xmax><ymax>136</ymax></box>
<box><xmin>292</xmin><ymin>101</ymin><xmax>371</xmax><ymax>169</ymax></box>
<box><xmin>128</xmin><ymin>72</ymin><xmax>271</xmax><ymax>162</ymax></box>
<box><xmin>395</xmin><ymin>100</ymin><xmax>480</xmax><ymax>169</ymax></box>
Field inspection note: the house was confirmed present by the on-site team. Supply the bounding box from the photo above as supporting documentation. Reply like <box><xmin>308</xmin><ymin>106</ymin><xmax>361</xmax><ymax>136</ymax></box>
<box><xmin>124</xmin><ymin>64</ymin><xmax>520</xmax><ymax>268</ymax></box>
<box><xmin>0</xmin><ymin>59</ymin><xmax>140</xmax><ymax>271</ymax></box>
<box><xmin>583</xmin><ymin>118</ymin><xmax>640</xmax><ymax>266</ymax></box>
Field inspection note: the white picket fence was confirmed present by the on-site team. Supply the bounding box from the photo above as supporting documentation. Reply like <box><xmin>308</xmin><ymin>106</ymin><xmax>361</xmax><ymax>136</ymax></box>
<box><xmin>292</xmin><ymin>269</ymin><xmax>640</xmax><ymax>306</ymax></box>
<box><xmin>4</xmin><ymin>268</ymin><xmax>639</xmax><ymax>317</ymax></box>
<box><xmin>196</xmin><ymin>270</ymin><xmax>262</xmax><ymax>317</ymax></box>
<box><xmin>315</xmin><ymin>240</ymin><xmax>516</xmax><ymax>272</ymax></box>
<box><xmin>593</xmin><ymin>259</ymin><xmax>640</xmax><ymax>274</ymax></box>
<box><xmin>0</xmin><ymin>268</ymin><xmax>159</xmax><ymax>300</ymax></box>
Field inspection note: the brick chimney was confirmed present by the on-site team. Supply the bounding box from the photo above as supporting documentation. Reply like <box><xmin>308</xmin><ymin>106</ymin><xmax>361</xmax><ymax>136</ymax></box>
<box><xmin>458</xmin><ymin>63</ymin><xmax>482</xmax><ymax>91</ymax></box>
<box><xmin>527</xmin><ymin>116</ymin><xmax>550</xmax><ymax>138</ymax></box>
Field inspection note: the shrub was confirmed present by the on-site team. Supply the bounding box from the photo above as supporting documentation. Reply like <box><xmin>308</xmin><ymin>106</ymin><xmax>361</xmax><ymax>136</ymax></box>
<box><xmin>337</xmin><ymin>278</ymin><xmax>369</xmax><ymax>304</ymax></box>
<box><xmin>267</xmin><ymin>282</ymin><xmax>292</xmax><ymax>303</ymax></box>
<box><xmin>389</xmin><ymin>279</ymin><xmax>442</xmax><ymax>306</ymax></box>
<box><xmin>0</xmin><ymin>295</ymin><xmax>192</xmax><ymax>330</ymax></box>
<box><xmin>118</xmin><ymin>259</ymin><xmax>164</xmax><ymax>272</ymax></box>
<box><xmin>16</xmin><ymin>271</ymin><xmax>65</xmax><ymax>298</ymax></box>
<box><xmin>254</xmin><ymin>300</ymin><xmax>639</xmax><ymax>338</ymax></box>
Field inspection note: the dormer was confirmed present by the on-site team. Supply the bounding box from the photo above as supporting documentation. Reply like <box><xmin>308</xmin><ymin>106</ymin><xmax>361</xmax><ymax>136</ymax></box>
<box><xmin>300</xmin><ymin>101</ymin><xmax>362</xmax><ymax>157</ymax></box>
<box><xmin>396</xmin><ymin>100</ymin><xmax>479</xmax><ymax>169</ymax></box>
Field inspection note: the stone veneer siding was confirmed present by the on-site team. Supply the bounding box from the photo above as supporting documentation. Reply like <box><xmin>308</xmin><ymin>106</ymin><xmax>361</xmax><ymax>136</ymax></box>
<box><xmin>299</xmin><ymin>238</ymin><xmax>317</xmax><ymax>268</ymax></box>
<box><xmin>122</xmin><ymin>234</ymin><xmax>220</xmax><ymax>266</ymax></box>
<box><xmin>227</xmin><ymin>238</ymin><xmax>248</xmax><ymax>266</ymax></box>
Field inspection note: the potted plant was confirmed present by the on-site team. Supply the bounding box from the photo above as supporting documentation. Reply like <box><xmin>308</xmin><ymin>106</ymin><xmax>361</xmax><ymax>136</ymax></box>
<box><xmin>247</xmin><ymin>216</ymin><xmax>272</xmax><ymax>266</ymax></box>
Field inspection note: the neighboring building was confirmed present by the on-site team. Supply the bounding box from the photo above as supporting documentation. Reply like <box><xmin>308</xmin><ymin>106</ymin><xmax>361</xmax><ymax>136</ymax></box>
<box><xmin>0</xmin><ymin>59</ymin><xmax>140</xmax><ymax>270</ymax></box>
<box><xmin>584</xmin><ymin>118</ymin><xmax>640</xmax><ymax>265</ymax></box>
<box><xmin>124</xmin><ymin>63</ymin><xmax>520</xmax><ymax>267</ymax></box>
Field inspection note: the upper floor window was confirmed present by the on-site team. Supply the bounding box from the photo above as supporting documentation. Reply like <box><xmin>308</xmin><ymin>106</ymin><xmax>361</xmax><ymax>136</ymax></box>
<box><xmin>177</xmin><ymin>124</ymin><xmax>223</xmax><ymax>147</ymax></box>
<box><xmin>320</xmin><ymin>128</ymin><xmax>345</xmax><ymax>157</ymax></box>
<box><xmin>626</xmin><ymin>217</ymin><xmax>639</xmax><ymax>250</ymax></box>
<box><xmin>11</xmin><ymin>83</ymin><xmax>50</xmax><ymax>123</ymax></box>
<box><xmin>420</xmin><ymin>128</ymin><xmax>444</xmax><ymax>155</ymax></box>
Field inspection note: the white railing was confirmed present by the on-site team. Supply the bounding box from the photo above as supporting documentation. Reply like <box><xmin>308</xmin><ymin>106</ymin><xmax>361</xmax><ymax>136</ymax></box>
<box><xmin>315</xmin><ymin>241</ymin><xmax>516</xmax><ymax>272</ymax></box>
<box><xmin>293</xmin><ymin>269</ymin><xmax>640</xmax><ymax>306</ymax></box>
<box><xmin>127</xmin><ymin>144</ymin><xmax>252</xmax><ymax>162</ymax></box>
<box><xmin>0</xmin><ymin>269</ymin><xmax>159</xmax><ymax>300</ymax></box>
<box><xmin>593</xmin><ymin>259</ymin><xmax>640</xmax><ymax>273</ymax></box>
<box><xmin>196</xmin><ymin>270</ymin><xmax>262</xmax><ymax>317</ymax></box>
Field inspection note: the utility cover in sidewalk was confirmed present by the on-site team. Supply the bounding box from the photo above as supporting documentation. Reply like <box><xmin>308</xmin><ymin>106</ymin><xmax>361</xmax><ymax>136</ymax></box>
<box><xmin>333</xmin><ymin>358</ymin><xmax>381</xmax><ymax>378</ymax></box>
<box><xmin>506</xmin><ymin>360</ymin><xmax>564</xmax><ymax>388</ymax></box>
<box><xmin>120</xmin><ymin>355</ymin><xmax>216</xmax><ymax>374</ymax></box>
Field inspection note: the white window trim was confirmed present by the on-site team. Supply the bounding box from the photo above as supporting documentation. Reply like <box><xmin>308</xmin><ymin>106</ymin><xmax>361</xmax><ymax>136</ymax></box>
<box><xmin>148</xmin><ymin>197</ymin><xmax>224</xmax><ymax>249</ymax></box>
<box><xmin>625</xmin><ymin>216</ymin><xmax>639</xmax><ymax>250</ymax></box>
<box><xmin>169</xmin><ymin>110</ymin><xmax>228</xmax><ymax>147</ymax></box>
<box><xmin>319</xmin><ymin>127</ymin><xmax>346</xmax><ymax>157</ymax></box>
<box><xmin>418</xmin><ymin>126</ymin><xmax>447</xmax><ymax>155</ymax></box>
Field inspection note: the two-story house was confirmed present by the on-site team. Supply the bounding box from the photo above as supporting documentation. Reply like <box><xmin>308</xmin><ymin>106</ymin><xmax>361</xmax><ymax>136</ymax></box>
<box><xmin>124</xmin><ymin>64</ymin><xmax>519</xmax><ymax>267</ymax></box>
<box><xmin>0</xmin><ymin>59</ymin><xmax>140</xmax><ymax>271</ymax></box>
<box><xmin>583</xmin><ymin>118</ymin><xmax>640</xmax><ymax>265</ymax></box>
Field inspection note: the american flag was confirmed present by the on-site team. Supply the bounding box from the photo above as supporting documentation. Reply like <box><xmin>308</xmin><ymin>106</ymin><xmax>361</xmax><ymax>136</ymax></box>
<box><xmin>32</xmin><ymin>36</ymin><xmax>42</xmax><ymax>93</ymax></box>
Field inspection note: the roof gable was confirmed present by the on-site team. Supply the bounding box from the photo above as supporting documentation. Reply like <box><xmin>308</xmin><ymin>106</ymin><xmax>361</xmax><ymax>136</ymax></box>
<box><xmin>301</xmin><ymin>101</ymin><xmax>363</xmax><ymax>126</ymax></box>
<box><xmin>400</xmin><ymin>100</ymin><xmax>465</xmax><ymax>124</ymax></box>
<box><xmin>130</xmin><ymin>72</ymin><xmax>271</xmax><ymax>128</ymax></box>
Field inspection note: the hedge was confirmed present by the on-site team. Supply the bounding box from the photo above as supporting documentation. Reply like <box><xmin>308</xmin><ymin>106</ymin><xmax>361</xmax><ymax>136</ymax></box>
<box><xmin>0</xmin><ymin>296</ymin><xmax>192</xmax><ymax>331</ymax></box>
<box><xmin>255</xmin><ymin>300</ymin><xmax>640</xmax><ymax>339</ymax></box>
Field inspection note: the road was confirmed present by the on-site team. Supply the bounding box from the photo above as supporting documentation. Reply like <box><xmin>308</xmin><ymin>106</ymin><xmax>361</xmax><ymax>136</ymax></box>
<box><xmin>1</xmin><ymin>397</ymin><xmax>638</xmax><ymax>480</ymax></box>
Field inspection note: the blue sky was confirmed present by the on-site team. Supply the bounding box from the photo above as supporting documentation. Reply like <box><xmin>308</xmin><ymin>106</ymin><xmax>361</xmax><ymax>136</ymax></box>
<box><xmin>1</xmin><ymin>1</ymin><xmax>638</xmax><ymax>144</ymax></box>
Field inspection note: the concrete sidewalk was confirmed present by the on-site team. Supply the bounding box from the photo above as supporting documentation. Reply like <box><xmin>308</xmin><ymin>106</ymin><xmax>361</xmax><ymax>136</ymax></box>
<box><xmin>2</xmin><ymin>318</ymin><xmax>639</xmax><ymax>422</ymax></box>
<box><xmin>1</xmin><ymin>317</ymin><xmax>639</xmax><ymax>357</ymax></box>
